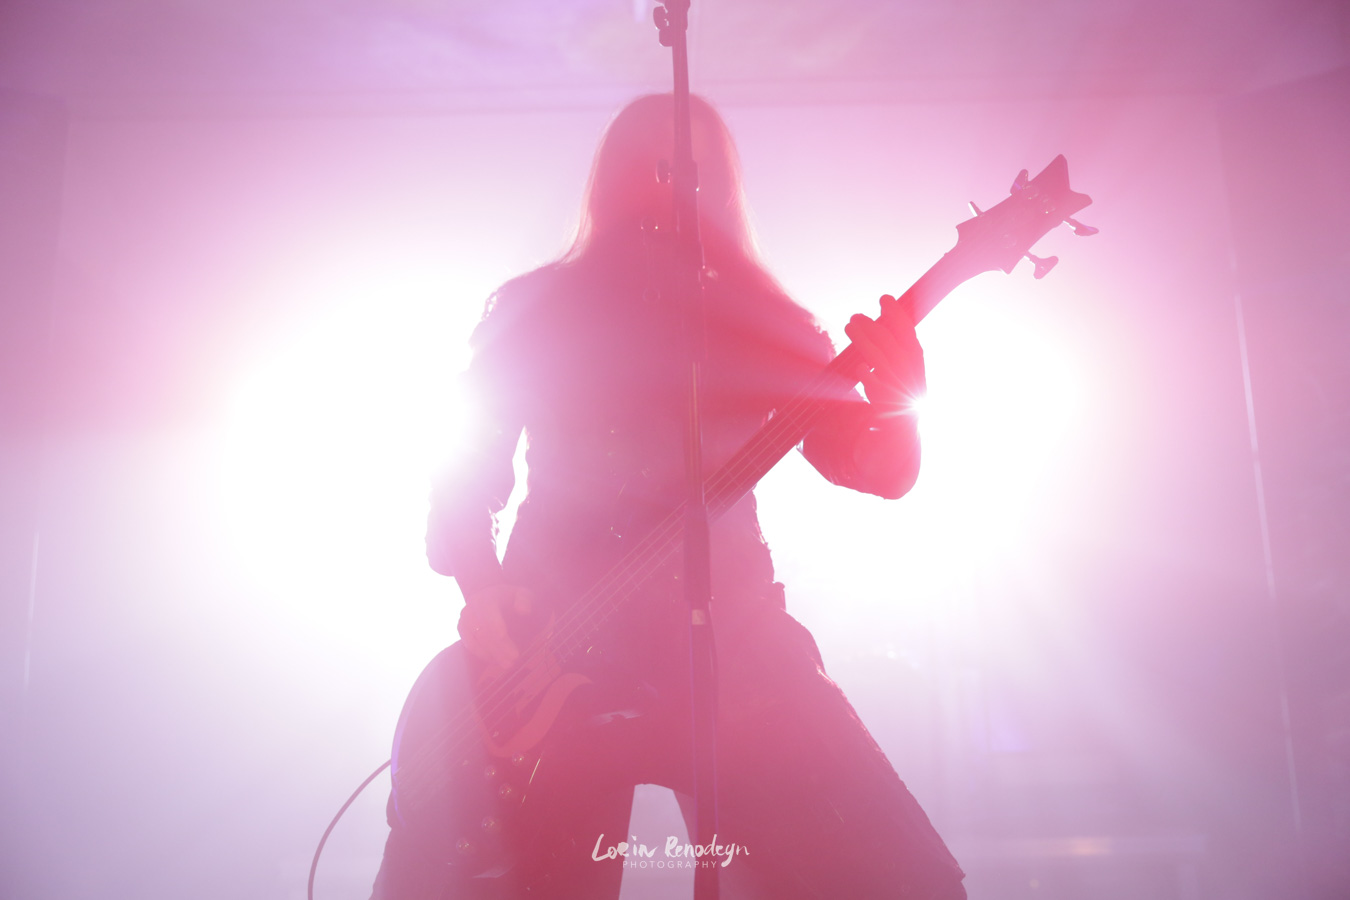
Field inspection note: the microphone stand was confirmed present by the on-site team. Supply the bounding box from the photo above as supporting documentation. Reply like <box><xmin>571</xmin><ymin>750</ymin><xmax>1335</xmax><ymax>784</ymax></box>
<box><xmin>653</xmin><ymin>3</ymin><xmax>719</xmax><ymax>898</ymax></box>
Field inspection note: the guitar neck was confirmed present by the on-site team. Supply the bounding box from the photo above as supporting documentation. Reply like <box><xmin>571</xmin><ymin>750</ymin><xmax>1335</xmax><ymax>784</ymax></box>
<box><xmin>906</xmin><ymin>248</ymin><xmax>973</xmax><ymax>325</ymax></box>
<box><xmin>508</xmin><ymin>154</ymin><xmax>1091</xmax><ymax>674</ymax></box>
<box><xmin>705</xmin><ymin>249</ymin><xmax>973</xmax><ymax>516</ymax></box>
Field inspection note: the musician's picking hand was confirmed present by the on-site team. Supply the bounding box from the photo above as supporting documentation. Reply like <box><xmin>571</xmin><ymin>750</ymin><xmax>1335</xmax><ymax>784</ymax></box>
<box><xmin>459</xmin><ymin>583</ymin><xmax>533</xmax><ymax>669</ymax></box>
<box><xmin>844</xmin><ymin>294</ymin><xmax>926</xmax><ymax>416</ymax></box>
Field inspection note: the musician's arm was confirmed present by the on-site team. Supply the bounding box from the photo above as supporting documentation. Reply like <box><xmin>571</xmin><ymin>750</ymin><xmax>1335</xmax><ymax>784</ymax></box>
<box><xmin>425</xmin><ymin>414</ymin><xmax>520</xmax><ymax>595</ymax></box>
<box><xmin>426</xmin><ymin>410</ymin><xmax>530</xmax><ymax>670</ymax></box>
<box><xmin>801</xmin><ymin>295</ymin><xmax>925</xmax><ymax>500</ymax></box>
<box><xmin>426</xmin><ymin>282</ymin><xmax>544</xmax><ymax>666</ymax></box>
<box><xmin>802</xmin><ymin>401</ymin><xmax>921</xmax><ymax>500</ymax></box>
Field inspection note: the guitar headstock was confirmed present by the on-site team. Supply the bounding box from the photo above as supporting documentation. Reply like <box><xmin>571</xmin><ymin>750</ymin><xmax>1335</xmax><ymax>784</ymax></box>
<box><xmin>952</xmin><ymin>155</ymin><xmax>1095</xmax><ymax>281</ymax></box>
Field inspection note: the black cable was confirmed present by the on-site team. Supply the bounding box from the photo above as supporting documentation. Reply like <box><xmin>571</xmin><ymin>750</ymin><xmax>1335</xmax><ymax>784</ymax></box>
<box><xmin>308</xmin><ymin>759</ymin><xmax>392</xmax><ymax>900</ymax></box>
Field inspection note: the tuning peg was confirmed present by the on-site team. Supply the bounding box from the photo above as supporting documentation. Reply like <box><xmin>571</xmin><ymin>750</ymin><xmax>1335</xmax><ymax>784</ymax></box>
<box><xmin>1064</xmin><ymin>216</ymin><xmax>1098</xmax><ymax>237</ymax></box>
<box><xmin>1010</xmin><ymin>169</ymin><xmax>1030</xmax><ymax>194</ymax></box>
<box><xmin>653</xmin><ymin>6</ymin><xmax>673</xmax><ymax>45</ymax></box>
<box><xmin>1024</xmin><ymin>252</ymin><xmax>1058</xmax><ymax>279</ymax></box>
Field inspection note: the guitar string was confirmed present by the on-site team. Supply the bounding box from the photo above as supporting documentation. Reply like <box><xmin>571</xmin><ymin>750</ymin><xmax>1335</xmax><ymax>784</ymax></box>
<box><xmin>393</xmin><ymin>344</ymin><xmax>861</xmax><ymax>801</ymax></box>
<box><xmin>392</xmin><ymin>385</ymin><xmax>830</xmax><ymax>799</ymax></box>
<box><xmin>392</xmin><ymin>352</ymin><xmax>851</xmax><ymax>796</ymax></box>
<box><xmin>400</xmin><ymin>319</ymin><xmax>935</xmax><ymax>800</ymax></box>
<box><xmin>497</xmin><ymin>342</ymin><xmax>869</xmax><ymax>667</ymax></box>
<box><xmin>540</xmin><ymin>369</ymin><xmax>845</xmax><ymax>657</ymax></box>
<box><xmin>393</xmin><ymin>391</ymin><xmax>833</xmax><ymax>805</ymax></box>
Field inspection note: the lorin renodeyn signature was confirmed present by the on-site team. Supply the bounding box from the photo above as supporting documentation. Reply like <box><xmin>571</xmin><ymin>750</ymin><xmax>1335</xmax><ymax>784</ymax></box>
<box><xmin>592</xmin><ymin>834</ymin><xmax>749</xmax><ymax>868</ymax></box>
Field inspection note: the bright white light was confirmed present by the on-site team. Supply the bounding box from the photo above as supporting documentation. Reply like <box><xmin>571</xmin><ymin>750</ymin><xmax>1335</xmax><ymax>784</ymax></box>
<box><xmin>911</xmin><ymin>287</ymin><xmax>1088</xmax><ymax>551</ymax></box>
<box><xmin>212</xmin><ymin>258</ymin><xmax>478</xmax><ymax>664</ymax></box>
<box><xmin>758</xmin><ymin>279</ymin><xmax>1092</xmax><ymax>623</ymax></box>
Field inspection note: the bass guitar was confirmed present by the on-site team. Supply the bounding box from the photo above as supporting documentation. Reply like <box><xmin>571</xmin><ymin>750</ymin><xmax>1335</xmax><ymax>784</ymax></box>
<box><xmin>388</xmin><ymin>155</ymin><xmax>1094</xmax><ymax>874</ymax></box>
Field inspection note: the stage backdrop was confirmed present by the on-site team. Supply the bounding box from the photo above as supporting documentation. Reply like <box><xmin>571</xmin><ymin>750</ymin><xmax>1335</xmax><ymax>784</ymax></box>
<box><xmin>2</xmin><ymin>73</ymin><xmax>1343</xmax><ymax>900</ymax></box>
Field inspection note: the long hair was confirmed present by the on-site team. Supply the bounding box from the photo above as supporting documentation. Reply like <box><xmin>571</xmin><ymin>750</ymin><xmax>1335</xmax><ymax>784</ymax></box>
<box><xmin>563</xmin><ymin>93</ymin><xmax>759</xmax><ymax>267</ymax></box>
<box><xmin>515</xmin><ymin>93</ymin><xmax>832</xmax><ymax>367</ymax></box>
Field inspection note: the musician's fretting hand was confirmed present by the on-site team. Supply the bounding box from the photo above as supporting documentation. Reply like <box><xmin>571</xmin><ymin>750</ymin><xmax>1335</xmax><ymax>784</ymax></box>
<box><xmin>844</xmin><ymin>294</ymin><xmax>926</xmax><ymax>417</ymax></box>
<box><xmin>458</xmin><ymin>583</ymin><xmax>533</xmax><ymax>669</ymax></box>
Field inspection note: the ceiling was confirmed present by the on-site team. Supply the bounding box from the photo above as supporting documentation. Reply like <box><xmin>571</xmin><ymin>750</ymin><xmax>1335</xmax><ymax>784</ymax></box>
<box><xmin>0</xmin><ymin>0</ymin><xmax>1347</xmax><ymax>114</ymax></box>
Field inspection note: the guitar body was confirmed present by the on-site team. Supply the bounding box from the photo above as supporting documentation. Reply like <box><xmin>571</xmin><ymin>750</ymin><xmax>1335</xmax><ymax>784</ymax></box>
<box><xmin>389</xmin><ymin>605</ymin><xmax>662</xmax><ymax>876</ymax></box>
<box><xmin>391</xmin><ymin>635</ymin><xmax>600</xmax><ymax>872</ymax></box>
<box><xmin>387</xmin><ymin>644</ymin><xmax>517</xmax><ymax>874</ymax></box>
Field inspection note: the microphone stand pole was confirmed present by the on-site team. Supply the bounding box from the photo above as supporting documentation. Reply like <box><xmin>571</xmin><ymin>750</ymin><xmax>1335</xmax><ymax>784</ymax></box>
<box><xmin>653</xmin><ymin>4</ymin><xmax>718</xmax><ymax>899</ymax></box>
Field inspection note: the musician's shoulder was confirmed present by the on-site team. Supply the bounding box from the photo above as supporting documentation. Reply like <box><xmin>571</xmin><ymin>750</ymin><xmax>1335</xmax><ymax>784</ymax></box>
<box><xmin>486</xmin><ymin>263</ymin><xmax>568</xmax><ymax>314</ymax></box>
<box><xmin>472</xmin><ymin>263</ymin><xmax>574</xmax><ymax>351</ymax></box>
